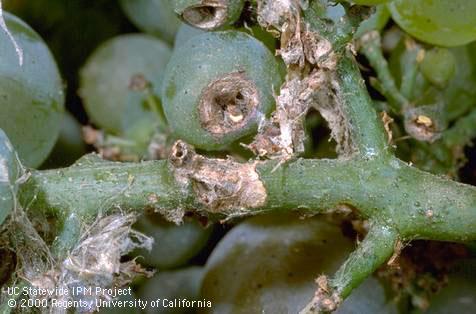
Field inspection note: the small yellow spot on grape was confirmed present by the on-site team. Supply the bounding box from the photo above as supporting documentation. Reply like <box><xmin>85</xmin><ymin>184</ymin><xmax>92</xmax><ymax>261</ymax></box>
<box><xmin>228</xmin><ymin>113</ymin><xmax>244</xmax><ymax>123</ymax></box>
<box><xmin>416</xmin><ymin>115</ymin><xmax>433</xmax><ymax>127</ymax></box>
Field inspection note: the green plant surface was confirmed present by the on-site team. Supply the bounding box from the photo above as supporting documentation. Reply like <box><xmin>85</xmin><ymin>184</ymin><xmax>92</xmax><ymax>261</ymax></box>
<box><xmin>161</xmin><ymin>30</ymin><xmax>282</xmax><ymax>150</ymax></box>
<box><xmin>132</xmin><ymin>214</ymin><xmax>212</xmax><ymax>269</ymax></box>
<box><xmin>0</xmin><ymin>129</ymin><xmax>23</xmax><ymax>225</ymax></box>
<box><xmin>137</xmin><ymin>267</ymin><xmax>205</xmax><ymax>314</ymax></box>
<box><xmin>80</xmin><ymin>34</ymin><xmax>172</xmax><ymax>134</ymax></box>
<box><xmin>354</xmin><ymin>4</ymin><xmax>390</xmax><ymax>39</ymax></box>
<box><xmin>3</xmin><ymin>1</ymin><xmax>476</xmax><ymax>313</ymax></box>
<box><xmin>40</xmin><ymin>111</ymin><xmax>87</xmax><ymax>169</ymax></box>
<box><xmin>13</xmin><ymin>47</ymin><xmax>476</xmax><ymax>314</ymax></box>
<box><xmin>173</xmin><ymin>23</ymin><xmax>205</xmax><ymax>50</ymax></box>
<box><xmin>0</xmin><ymin>12</ymin><xmax>64</xmax><ymax>168</ymax></box>
<box><xmin>17</xmin><ymin>139</ymin><xmax>476</xmax><ymax>242</ymax></box>
<box><xmin>388</xmin><ymin>0</ymin><xmax>476</xmax><ymax>47</ymax></box>
<box><xmin>201</xmin><ymin>214</ymin><xmax>356</xmax><ymax>313</ymax></box>
<box><xmin>119</xmin><ymin>0</ymin><xmax>181</xmax><ymax>43</ymax></box>
<box><xmin>419</xmin><ymin>48</ymin><xmax>456</xmax><ymax>89</ymax></box>
<box><xmin>360</xmin><ymin>26</ymin><xmax>476</xmax><ymax>176</ymax></box>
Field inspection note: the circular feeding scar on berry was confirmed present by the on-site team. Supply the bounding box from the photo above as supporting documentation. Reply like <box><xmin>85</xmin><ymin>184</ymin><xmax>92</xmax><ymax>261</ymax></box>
<box><xmin>182</xmin><ymin>2</ymin><xmax>227</xmax><ymax>30</ymax></box>
<box><xmin>198</xmin><ymin>72</ymin><xmax>259</xmax><ymax>137</ymax></box>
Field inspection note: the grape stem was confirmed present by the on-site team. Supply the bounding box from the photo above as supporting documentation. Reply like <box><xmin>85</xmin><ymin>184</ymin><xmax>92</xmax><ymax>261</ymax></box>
<box><xmin>17</xmin><ymin>129</ymin><xmax>476</xmax><ymax>313</ymax></box>
<box><xmin>144</xmin><ymin>89</ymin><xmax>169</xmax><ymax>133</ymax></box>
<box><xmin>20</xmin><ymin>152</ymin><xmax>476</xmax><ymax>243</ymax></box>
<box><xmin>359</xmin><ymin>30</ymin><xmax>408</xmax><ymax>112</ymax></box>
<box><xmin>300</xmin><ymin>224</ymin><xmax>398</xmax><ymax>313</ymax></box>
<box><xmin>359</xmin><ymin>29</ymin><xmax>452</xmax><ymax>144</ymax></box>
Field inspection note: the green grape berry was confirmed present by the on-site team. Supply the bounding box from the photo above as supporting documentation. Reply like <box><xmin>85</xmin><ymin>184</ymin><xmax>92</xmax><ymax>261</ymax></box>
<box><xmin>470</xmin><ymin>42</ymin><xmax>476</xmax><ymax>68</ymax></box>
<box><xmin>173</xmin><ymin>23</ymin><xmax>206</xmax><ymax>51</ymax></box>
<box><xmin>173</xmin><ymin>0</ymin><xmax>245</xmax><ymax>30</ymax></box>
<box><xmin>80</xmin><ymin>34</ymin><xmax>172</xmax><ymax>134</ymax></box>
<box><xmin>354</xmin><ymin>5</ymin><xmax>391</xmax><ymax>39</ymax></box>
<box><xmin>119</xmin><ymin>0</ymin><xmax>181</xmax><ymax>43</ymax></box>
<box><xmin>419</xmin><ymin>48</ymin><xmax>456</xmax><ymax>89</ymax></box>
<box><xmin>388</xmin><ymin>0</ymin><xmax>476</xmax><ymax>47</ymax></box>
<box><xmin>119</xmin><ymin>116</ymin><xmax>160</xmax><ymax>159</ymax></box>
<box><xmin>0</xmin><ymin>13</ymin><xmax>65</xmax><ymax>168</ymax></box>
<box><xmin>137</xmin><ymin>267</ymin><xmax>205</xmax><ymax>314</ymax></box>
<box><xmin>174</xmin><ymin>23</ymin><xmax>277</xmax><ymax>53</ymax></box>
<box><xmin>389</xmin><ymin>37</ymin><xmax>476</xmax><ymax>122</ymax></box>
<box><xmin>162</xmin><ymin>31</ymin><xmax>282</xmax><ymax>150</ymax></box>
<box><xmin>444</xmin><ymin>46</ymin><xmax>476</xmax><ymax>120</ymax></box>
<box><xmin>0</xmin><ymin>129</ymin><xmax>23</xmax><ymax>226</ymax></box>
<box><xmin>132</xmin><ymin>214</ymin><xmax>212</xmax><ymax>269</ymax></box>
<box><xmin>201</xmin><ymin>214</ymin><xmax>355</xmax><ymax>313</ymax></box>
<box><xmin>337</xmin><ymin>277</ymin><xmax>397</xmax><ymax>314</ymax></box>
<box><xmin>241</xmin><ymin>26</ymin><xmax>279</xmax><ymax>53</ymax></box>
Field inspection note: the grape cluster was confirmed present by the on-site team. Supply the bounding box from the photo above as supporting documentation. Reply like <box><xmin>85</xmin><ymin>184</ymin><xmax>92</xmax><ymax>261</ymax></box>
<box><xmin>1</xmin><ymin>1</ymin><xmax>476</xmax><ymax>313</ymax></box>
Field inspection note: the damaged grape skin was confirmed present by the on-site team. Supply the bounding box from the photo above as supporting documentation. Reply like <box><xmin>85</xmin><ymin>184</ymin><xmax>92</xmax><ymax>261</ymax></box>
<box><xmin>161</xmin><ymin>31</ymin><xmax>283</xmax><ymax>150</ymax></box>
<box><xmin>0</xmin><ymin>13</ymin><xmax>64</xmax><ymax>168</ymax></box>
<box><xmin>173</xmin><ymin>0</ymin><xmax>245</xmax><ymax>31</ymax></box>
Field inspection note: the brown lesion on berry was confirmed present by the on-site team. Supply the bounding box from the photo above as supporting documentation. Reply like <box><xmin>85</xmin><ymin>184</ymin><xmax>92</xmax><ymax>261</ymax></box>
<box><xmin>170</xmin><ymin>140</ymin><xmax>267</xmax><ymax>214</ymax></box>
<box><xmin>128</xmin><ymin>73</ymin><xmax>151</xmax><ymax>92</ymax></box>
<box><xmin>198</xmin><ymin>71</ymin><xmax>259</xmax><ymax>138</ymax></box>
<box><xmin>404</xmin><ymin>107</ymin><xmax>444</xmax><ymax>143</ymax></box>
<box><xmin>406</xmin><ymin>115</ymin><xmax>438</xmax><ymax>142</ymax></box>
<box><xmin>182</xmin><ymin>0</ymin><xmax>228</xmax><ymax>30</ymax></box>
